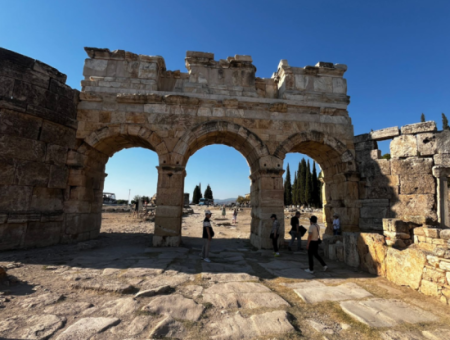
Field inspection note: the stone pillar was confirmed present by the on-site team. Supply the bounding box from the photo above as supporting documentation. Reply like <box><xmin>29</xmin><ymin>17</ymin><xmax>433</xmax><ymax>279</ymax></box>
<box><xmin>433</xmin><ymin>167</ymin><xmax>450</xmax><ymax>228</ymax></box>
<box><xmin>250</xmin><ymin>169</ymin><xmax>285</xmax><ymax>249</ymax></box>
<box><xmin>153</xmin><ymin>165</ymin><xmax>185</xmax><ymax>247</ymax></box>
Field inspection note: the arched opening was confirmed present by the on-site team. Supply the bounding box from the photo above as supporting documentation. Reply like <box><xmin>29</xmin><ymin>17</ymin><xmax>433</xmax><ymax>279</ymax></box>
<box><xmin>276</xmin><ymin>131</ymin><xmax>359</xmax><ymax>236</ymax></box>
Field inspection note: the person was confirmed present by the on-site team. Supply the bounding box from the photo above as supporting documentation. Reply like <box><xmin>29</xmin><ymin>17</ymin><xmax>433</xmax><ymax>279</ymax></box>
<box><xmin>201</xmin><ymin>210</ymin><xmax>214</xmax><ymax>263</ymax></box>
<box><xmin>305</xmin><ymin>215</ymin><xmax>327</xmax><ymax>274</ymax></box>
<box><xmin>289</xmin><ymin>211</ymin><xmax>306</xmax><ymax>251</ymax></box>
<box><xmin>232</xmin><ymin>208</ymin><xmax>238</xmax><ymax>224</ymax></box>
<box><xmin>132</xmin><ymin>202</ymin><xmax>139</xmax><ymax>217</ymax></box>
<box><xmin>332</xmin><ymin>213</ymin><xmax>341</xmax><ymax>235</ymax></box>
<box><xmin>222</xmin><ymin>205</ymin><xmax>226</xmax><ymax>217</ymax></box>
<box><xmin>270</xmin><ymin>214</ymin><xmax>280</xmax><ymax>257</ymax></box>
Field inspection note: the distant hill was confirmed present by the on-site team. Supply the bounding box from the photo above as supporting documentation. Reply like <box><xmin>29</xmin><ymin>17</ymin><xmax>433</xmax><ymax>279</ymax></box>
<box><xmin>214</xmin><ymin>198</ymin><xmax>236</xmax><ymax>204</ymax></box>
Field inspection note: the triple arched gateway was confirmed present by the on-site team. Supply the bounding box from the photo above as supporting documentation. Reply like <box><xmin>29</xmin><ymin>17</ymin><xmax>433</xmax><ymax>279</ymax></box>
<box><xmin>1</xmin><ymin>47</ymin><xmax>359</xmax><ymax>250</ymax></box>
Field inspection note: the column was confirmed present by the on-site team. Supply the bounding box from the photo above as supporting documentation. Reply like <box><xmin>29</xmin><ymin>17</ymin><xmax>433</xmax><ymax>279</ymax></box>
<box><xmin>250</xmin><ymin>169</ymin><xmax>285</xmax><ymax>249</ymax></box>
<box><xmin>153</xmin><ymin>165</ymin><xmax>185</xmax><ymax>247</ymax></box>
<box><xmin>433</xmin><ymin>166</ymin><xmax>450</xmax><ymax>229</ymax></box>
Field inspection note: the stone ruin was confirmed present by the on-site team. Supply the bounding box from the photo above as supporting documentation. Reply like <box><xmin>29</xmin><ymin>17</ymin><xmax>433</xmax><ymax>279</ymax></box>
<box><xmin>0</xmin><ymin>46</ymin><xmax>449</xmax><ymax>301</ymax></box>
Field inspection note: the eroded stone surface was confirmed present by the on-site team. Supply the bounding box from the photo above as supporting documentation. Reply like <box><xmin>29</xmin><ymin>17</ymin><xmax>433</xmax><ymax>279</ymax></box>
<box><xmin>43</xmin><ymin>302</ymin><xmax>93</xmax><ymax>315</ymax></box>
<box><xmin>20</xmin><ymin>293</ymin><xmax>64</xmax><ymax>309</ymax></box>
<box><xmin>0</xmin><ymin>314</ymin><xmax>66</xmax><ymax>340</ymax></box>
<box><xmin>340</xmin><ymin>299</ymin><xmax>437</xmax><ymax>327</ymax></box>
<box><xmin>142</xmin><ymin>294</ymin><xmax>204</xmax><ymax>321</ymax></box>
<box><xmin>294</xmin><ymin>282</ymin><xmax>372</xmax><ymax>304</ymax></box>
<box><xmin>422</xmin><ymin>329</ymin><xmax>450</xmax><ymax>340</ymax></box>
<box><xmin>149</xmin><ymin>315</ymin><xmax>187</xmax><ymax>339</ymax></box>
<box><xmin>381</xmin><ymin>330</ymin><xmax>425</xmax><ymax>340</ymax></box>
<box><xmin>56</xmin><ymin>317</ymin><xmax>120</xmax><ymax>340</ymax></box>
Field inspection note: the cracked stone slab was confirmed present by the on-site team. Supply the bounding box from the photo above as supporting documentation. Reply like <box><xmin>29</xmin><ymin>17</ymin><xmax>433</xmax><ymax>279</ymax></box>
<box><xmin>294</xmin><ymin>282</ymin><xmax>372</xmax><ymax>304</ymax></box>
<box><xmin>177</xmin><ymin>284</ymin><xmax>203</xmax><ymax>298</ymax></box>
<box><xmin>340</xmin><ymin>299</ymin><xmax>438</xmax><ymax>328</ymax></box>
<box><xmin>120</xmin><ymin>259</ymin><xmax>171</xmax><ymax>278</ymax></box>
<box><xmin>381</xmin><ymin>330</ymin><xmax>425</xmax><ymax>340</ymax></box>
<box><xmin>0</xmin><ymin>314</ymin><xmax>66</xmax><ymax>340</ymax></box>
<box><xmin>208</xmin><ymin>310</ymin><xmax>294</xmax><ymax>340</ymax></box>
<box><xmin>139</xmin><ymin>273</ymin><xmax>193</xmax><ymax>290</ymax></box>
<box><xmin>56</xmin><ymin>317</ymin><xmax>120</xmax><ymax>340</ymax></box>
<box><xmin>142</xmin><ymin>294</ymin><xmax>204</xmax><ymax>321</ymax></box>
<box><xmin>70</xmin><ymin>280</ymin><xmax>136</xmax><ymax>294</ymax></box>
<box><xmin>259</xmin><ymin>260</ymin><xmax>313</xmax><ymax>279</ymax></box>
<box><xmin>44</xmin><ymin>302</ymin><xmax>93</xmax><ymax>315</ymax></box>
<box><xmin>135</xmin><ymin>285</ymin><xmax>171</xmax><ymax>298</ymax></box>
<box><xmin>19</xmin><ymin>293</ymin><xmax>64</xmax><ymax>309</ymax></box>
<box><xmin>149</xmin><ymin>315</ymin><xmax>187</xmax><ymax>339</ymax></box>
<box><xmin>422</xmin><ymin>329</ymin><xmax>450</xmax><ymax>339</ymax></box>
<box><xmin>306</xmin><ymin>319</ymin><xmax>335</xmax><ymax>335</ymax></box>
<box><xmin>201</xmin><ymin>272</ymin><xmax>259</xmax><ymax>282</ymax></box>
<box><xmin>99</xmin><ymin>298</ymin><xmax>139</xmax><ymax>317</ymax></box>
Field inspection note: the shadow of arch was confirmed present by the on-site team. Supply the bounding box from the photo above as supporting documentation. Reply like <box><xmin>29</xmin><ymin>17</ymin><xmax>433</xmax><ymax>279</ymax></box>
<box><xmin>174</xmin><ymin>121</ymin><xmax>270</xmax><ymax>173</ymax></box>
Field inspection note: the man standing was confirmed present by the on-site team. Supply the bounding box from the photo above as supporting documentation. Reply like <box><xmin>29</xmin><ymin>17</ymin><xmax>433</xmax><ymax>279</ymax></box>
<box><xmin>288</xmin><ymin>211</ymin><xmax>305</xmax><ymax>251</ymax></box>
<box><xmin>201</xmin><ymin>210</ymin><xmax>214</xmax><ymax>263</ymax></box>
<box><xmin>305</xmin><ymin>216</ymin><xmax>327</xmax><ymax>274</ymax></box>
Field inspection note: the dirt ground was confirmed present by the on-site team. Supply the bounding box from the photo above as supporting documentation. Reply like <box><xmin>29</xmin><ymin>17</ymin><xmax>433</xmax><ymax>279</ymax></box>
<box><xmin>0</xmin><ymin>207</ymin><xmax>449</xmax><ymax>340</ymax></box>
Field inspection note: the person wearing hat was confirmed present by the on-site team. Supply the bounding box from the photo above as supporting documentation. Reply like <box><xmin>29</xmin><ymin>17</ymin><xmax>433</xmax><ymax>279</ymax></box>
<box><xmin>332</xmin><ymin>213</ymin><xmax>341</xmax><ymax>235</ymax></box>
<box><xmin>270</xmin><ymin>214</ymin><xmax>280</xmax><ymax>257</ymax></box>
<box><xmin>201</xmin><ymin>210</ymin><xmax>214</xmax><ymax>263</ymax></box>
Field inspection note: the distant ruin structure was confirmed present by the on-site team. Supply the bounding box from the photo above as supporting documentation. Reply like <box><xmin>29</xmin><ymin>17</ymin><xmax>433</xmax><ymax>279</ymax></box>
<box><xmin>0</xmin><ymin>48</ymin><xmax>449</xmax><ymax>266</ymax></box>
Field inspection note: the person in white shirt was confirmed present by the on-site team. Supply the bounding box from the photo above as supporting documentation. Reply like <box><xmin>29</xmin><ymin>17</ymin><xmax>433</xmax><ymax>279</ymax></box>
<box><xmin>333</xmin><ymin>213</ymin><xmax>341</xmax><ymax>235</ymax></box>
<box><xmin>304</xmin><ymin>215</ymin><xmax>327</xmax><ymax>274</ymax></box>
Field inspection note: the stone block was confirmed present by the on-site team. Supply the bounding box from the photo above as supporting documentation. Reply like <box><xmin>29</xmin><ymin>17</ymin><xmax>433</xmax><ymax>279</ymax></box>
<box><xmin>0</xmin><ymin>75</ymin><xmax>14</xmax><ymax>97</ymax></box>
<box><xmin>360</xmin><ymin>206</ymin><xmax>388</xmax><ymax>219</ymax></box>
<box><xmin>400</xmin><ymin>174</ymin><xmax>436</xmax><ymax>195</ymax></box>
<box><xmin>390</xmin><ymin>135</ymin><xmax>417</xmax><ymax>158</ymax></box>
<box><xmin>40</xmin><ymin>121</ymin><xmax>76</xmax><ymax>148</ymax></box>
<box><xmin>30</xmin><ymin>187</ymin><xmax>63</xmax><ymax>212</ymax></box>
<box><xmin>401</xmin><ymin>121</ymin><xmax>437</xmax><ymax>134</ymax></box>
<box><xmin>0</xmin><ymin>223</ymin><xmax>26</xmax><ymax>250</ymax></box>
<box><xmin>423</xmin><ymin>228</ymin><xmax>440</xmax><ymax>238</ymax></box>
<box><xmin>0</xmin><ymin>109</ymin><xmax>42</xmax><ymax>139</ymax></box>
<box><xmin>357</xmin><ymin>233</ymin><xmax>387</xmax><ymax>275</ymax></box>
<box><xmin>45</xmin><ymin>144</ymin><xmax>68</xmax><ymax>166</ymax></box>
<box><xmin>23</xmin><ymin>221</ymin><xmax>62</xmax><ymax>248</ymax></box>
<box><xmin>386</xmin><ymin>247</ymin><xmax>426</xmax><ymax>290</ymax></box>
<box><xmin>391</xmin><ymin>194</ymin><xmax>437</xmax><ymax>224</ymax></box>
<box><xmin>382</xmin><ymin>218</ymin><xmax>411</xmax><ymax>233</ymax></box>
<box><xmin>15</xmin><ymin>161</ymin><xmax>50</xmax><ymax>186</ymax></box>
<box><xmin>355</xmin><ymin>140</ymin><xmax>377</xmax><ymax>151</ymax></box>
<box><xmin>0</xmin><ymin>185</ymin><xmax>33</xmax><ymax>211</ymax></box>
<box><xmin>417</xmin><ymin>133</ymin><xmax>437</xmax><ymax>156</ymax></box>
<box><xmin>391</xmin><ymin>158</ymin><xmax>433</xmax><ymax>175</ymax></box>
<box><xmin>439</xmin><ymin>229</ymin><xmax>450</xmax><ymax>240</ymax></box>
<box><xmin>436</xmin><ymin>130</ymin><xmax>450</xmax><ymax>154</ymax></box>
<box><xmin>370</xmin><ymin>126</ymin><xmax>400</xmax><ymax>141</ymax></box>
<box><xmin>83</xmin><ymin>59</ymin><xmax>108</xmax><ymax>77</ymax></box>
<box><xmin>154</xmin><ymin>216</ymin><xmax>182</xmax><ymax>236</ymax></box>
<box><xmin>343</xmin><ymin>232</ymin><xmax>360</xmax><ymax>268</ymax></box>
<box><xmin>63</xmin><ymin>200</ymin><xmax>91</xmax><ymax>214</ymax></box>
<box><xmin>0</xmin><ymin>135</ymin><xmax>46</xmax><ymax>162</ymax></box>
<box><xmin>419</xmin><ymin>279</ymin><xmax>440</xmax><ymax>296</ymax></box>
<box><xmin>433</xmin><ymin>154</ymin><xmax>450</xmax><ymax>167</ymax></box>
<box><xmin>0</xmin><ymin>160</ymin><xmax>15</xmax><ymax>185</ymax></box>
<box><xmin>48</xmin><ymin>165</ymin><xmax>68</xmax><ymax>189</ymax></box>
<box><xmin>64</xmin><ymin>213</ymin><xmax>100</xmax><ymax>235</ymax></box>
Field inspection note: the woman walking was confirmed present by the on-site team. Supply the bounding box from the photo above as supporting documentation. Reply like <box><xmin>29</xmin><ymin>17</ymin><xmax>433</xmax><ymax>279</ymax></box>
<box><xmin>222</xmin><ymin>205</ymin><xmax>226</xmax><ymax>217</ymax></box>
<box><xmin>270</xmin><ymin>214</ymin><xmax>280</xmax><ymax>257</ymax></box>
<box><xmin>232</xmin><ymin>208</ymin><xmax>238</xmax><ymax>224</ymax></box>
<box><xmin>305</xmin><ymin>215</ymin><xmax>327</xmax><ymax>274</ymax></box>
<box><xmin>201</xmin><ymin>210</ymin><xmax>214</xmax><ymax>263</ymax></box>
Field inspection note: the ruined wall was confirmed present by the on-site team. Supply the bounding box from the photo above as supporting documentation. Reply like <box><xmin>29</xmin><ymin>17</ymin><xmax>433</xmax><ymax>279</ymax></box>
<box><xmin>0</xmin><ymin>48</ymin><xmax>79</xmax><ymax>250</ymax></box>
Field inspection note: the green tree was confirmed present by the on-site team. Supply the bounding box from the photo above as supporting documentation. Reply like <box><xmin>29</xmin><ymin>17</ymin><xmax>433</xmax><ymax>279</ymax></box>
<box><xmin>292</xmin><ymin>171</ymin><xmax>298</xmax><ymax>205</ymax></box>
<box><xmin>204</xmin><ymin>184</ymin><xmax>213</xmax><ymax>200</ymax></box>
<box><xmin>421</xmin><ymin>113</ymin><xmax>426</xmax><ymax>122</ymax></box>
<box><xmin>199</xmin><ymin>183</ymin><xmax>203</xmax><ymax>199</ymax></box>
<box><xmin>381</xmin><ymin>153</ymin><xmax>391</xmax><ymax>160</ymax></box>
<box><xmin>311</xmin><ymin>161</ymin><xmax>319</xmax><ymax>207</ymax></box>
<box><xmin>298</xmin><ymin>159</ymin><xmax>307</xmax><ymax>205</ymax></box>
<box><xmin>284</xmin><ymin>164</ymin><xmax>292</xmax><ymax>206</ymax></box>
<box><xmin>443</xmin><ymin>113</ymin><xmax>449</xmax><ymax>130</ymax></box>
<box><xmin>305</xmin><ymin>160</ymin><xmax>313</xmax><ymax>206</ymax></box>
<box><xmin>192</xmin><ymin>186</ymin><xmax>201</xmax><ymax>204</ymax></box>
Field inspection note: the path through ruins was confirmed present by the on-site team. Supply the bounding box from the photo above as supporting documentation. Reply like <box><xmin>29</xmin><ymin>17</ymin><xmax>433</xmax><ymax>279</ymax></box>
<box><xmin>1</xmin><ymin>207</ymin><xmax>450</xmax><ymax>339</ymax></box>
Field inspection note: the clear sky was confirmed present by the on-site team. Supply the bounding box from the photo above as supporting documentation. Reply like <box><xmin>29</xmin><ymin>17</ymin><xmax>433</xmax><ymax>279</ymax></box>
<box><xmin>2</xmin><ymin>0</ymin><xmax>449</xmax><ymax>200</ymax></box>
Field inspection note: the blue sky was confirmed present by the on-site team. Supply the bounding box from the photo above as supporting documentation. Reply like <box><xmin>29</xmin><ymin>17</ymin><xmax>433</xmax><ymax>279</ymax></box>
<box><xmin>2</xmin><ymin>0</ymin><xmax>449</xmax><ymax>200</ymax></box>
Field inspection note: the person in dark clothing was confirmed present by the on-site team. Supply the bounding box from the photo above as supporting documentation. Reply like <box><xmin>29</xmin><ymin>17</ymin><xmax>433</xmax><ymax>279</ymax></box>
<box><xmin>270</xmin><ymin>214</ymin><xmax>280</xmax><ymax>257</ymax></box>
<box><xmin>304</xmin><ymin>215</ymin><xmax>327</xmax><ymax>274</ymax></box>
<box><xmin>288</xmin><ymin>211</ymin><xmax>306</xmax><ymax>251</ymax></box>
<box><xmin>201</xmin><ymin>210</ymin><xmax>214</xmax><ymax>262</ymax></box>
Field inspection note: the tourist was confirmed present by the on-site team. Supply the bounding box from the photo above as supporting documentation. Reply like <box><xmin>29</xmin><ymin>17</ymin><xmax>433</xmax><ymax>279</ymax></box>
<box><xmin>305</xmin><ymin>215</ymin><xmax>327</xmax><ymax>274</ymax></box>
<box><xmin>333</xmin><ymin>213</ymin><xmax>341</xmax><ymax>235</ymax></box>
<box><xmin>232</xmin><ymin>208</ymin><xmax>238</xmax><ymax>224</ymax></box>
<box><xmin>201</xmin><ymin>210</ymin><xmax>214</xmax><ymax>263</ymax></box>
<box><xmin>270</xmin><ymin>214</ymin><xmax>280</xmax><ymax>257</ymax></box>
<box><xmin>132</xmin><ymin>202</ymin><xmax>139</xmax><ymax>217</ymax></box>
<box><xmin>222</xmin><ymin>204</ymin><xmax>226</xmax><ymax>217</ymax></box>
<box><xmin>288</xmin><ymin>211</ymin><xmax>306</xmax><ymax>251</ymax></box>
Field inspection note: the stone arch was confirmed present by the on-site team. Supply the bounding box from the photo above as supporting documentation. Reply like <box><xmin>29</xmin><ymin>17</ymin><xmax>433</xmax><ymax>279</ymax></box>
<box><xmin>173</xmin><ymin>120</ymin><xmax>271</xmax><ymax>173</ymax></box>
<box><xmin>276</xmin><ymin>131</ymin><xmax>359</xmax><ymax>234</ymax></box>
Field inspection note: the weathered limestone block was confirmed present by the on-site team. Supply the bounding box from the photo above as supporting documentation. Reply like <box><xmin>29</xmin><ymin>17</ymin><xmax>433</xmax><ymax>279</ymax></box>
<box><xmin>401</xmin><ymin>121</ymin><xmax>437</xmax><ymax>135</ymax></box>
<box><xmin>357</xmin><ymin>233</ymin><xmax>387</xmax><ymax>275</ymax></box>
<box><xmin>24</xmin><ymin>221</ymin><xmax>63</xmax><ymax>247</ymax></box>
<box><xmin>386</xmin><ymin>247</ymin><xmax>427</xmax><ymax>289</ymax></box>
<box><xmin>391</xmin><ymin>194</ymin><xmax>437</xmax><ymax>224</ymax></box>
<box><xmin>343</xmin><ymin>233</ymin><xmax>360</xmax><ymax>268</ymax></box>
<box><xmin>391</xmin><ymin>157</ymin><xmax>433</xmax><ymax>175</ymax></box>
<box><xmin>0</xmin><ymin>223</ymin><xmax>27</xmax><ymax>250</ymax></box>
<box><xmin>436</xmin><ymin>130</ymin><xmax>450</xmax><ymax>154</ymax></box>
<box><xmin>400</xmin><ymin>174</ymin><xmax>435</xmax><ymax>195</ymax></box>
<box><xmin>417</xmin><ymin>133</ymin><xmax>437</xmax><ymax>156</ymax></box>
<box><xmin>0</xmin><ymin>185</ymin><xmax>33</xmax><ymax>211</ymax></box>
<box><xmin>390</xmin><ymin>135</ymin><xmax>417</xmax><ymax>158</ymax></box>
<box><xmin>370</xmin><ymin>126</ymin><xmax>399</xmax><ymax>141</ymax></box>
<box><xmin>420</xmin><ymin>279</ymin><xmax>440</xmax><ymax>296</ymax></box>
<box><xmin>422</xmin><ymin>267</ymin><xmax>446</xmax><ymax>284</ymax></box>
<box><xmin>434</xmin><ymin>154</ymin><xmax>450</xmax><ymax>167</ymax></box>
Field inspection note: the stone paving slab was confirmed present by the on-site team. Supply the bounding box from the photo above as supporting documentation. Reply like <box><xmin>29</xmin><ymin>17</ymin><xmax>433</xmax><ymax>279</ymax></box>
<box><xmin>55</xmin><ymin>317</ymin><xmax>120</xmax><ymax>340</ymax></box>
<box><xmin>142</xmin><ymin>294</ymin><xmax>204</xmax><ymax>321</ymax></box>
<box><xmin>294</xmin><ymin>282</ymin><xmax>372</xmax><ymax>303</ymax></box>
<box><xmin>0</xmin><ymin>314</ymin><xmax>66</xmax><ymax>340</ymax></box>
<box><xmin>340</xmin><ymin>298</ymin><xmax>438</xmax><ymax>327</ymax></box>
<box><xmin>202</xmin><ymin>261</ymin><xmax>254</xmax><ymax>274</ymax></box>
<box><xmin>201</xmin><ymin>272</ymin><xmax>259</xmax><ymax>282</ymax></box>
<box><xmin>258</xmin><ymin>260</ymin><xmax>314</xmax><ymax>279</ymax></box>
<box><xmin>381</xmin><ymin>330</ymin><xmax>425</xmax><ymax>340</ymax></box>
<box><xmin>422</xmin><ymin>329</ymin><xmax>450</xmax><ymax>339</ymax></box>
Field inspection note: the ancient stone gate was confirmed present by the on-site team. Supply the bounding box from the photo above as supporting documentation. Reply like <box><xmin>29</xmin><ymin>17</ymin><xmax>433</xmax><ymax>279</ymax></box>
<box><xmin>0</xmin><ymin>47</ymin><xmax>358</xmax><ymax>249</ymax></box>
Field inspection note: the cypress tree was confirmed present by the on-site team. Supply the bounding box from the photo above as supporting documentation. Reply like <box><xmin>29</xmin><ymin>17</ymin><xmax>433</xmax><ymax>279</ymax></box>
<box><xmin>199</xmin><ymin>183</ymin><xmax>202</xmax><ymax>199</ymax></box>
<box><xmin>204</xmin><ymin>184</ymin><xmax>213</xmax><ymax>200</ymax></box>
<box><xmin>292</xmin><ymin>171</ymin><xmax>298</xmax><ymax>205</ymax></box>
<box><xmin>443</xmin><ymin>113</ymin><xmax>449</xmax><ymax>130</ymax></box>
<box><xmin>284</xmin><ymin>164</ymin><xmax>292</xmax><ymax>206</ymax></box>
<box><xmin>305</xmin><ymin>160</ymin><xmax>313</xmax><ymax>206</ymax></box>
<box><xmin>312</xmin><ymin>161</ymin><xmax>319</xmax><ymax>207</ymax></box>
<box><xmin>421</xmin><ymin>113</ymin><xmax>426</xmax><ymax>122</ymax></box>
<box><xmin>299</xmin><ymin>159</ymin><xmax>307</xmax><ymax>205</ymax></box>
<box><xmin>192</xmin><ymin>185</ymin><xmax>200</xmax><ymax>204</ymax></box>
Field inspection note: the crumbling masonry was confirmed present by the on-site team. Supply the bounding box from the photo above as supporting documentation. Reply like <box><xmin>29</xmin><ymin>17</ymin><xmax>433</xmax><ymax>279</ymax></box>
<box><xmin>0</xmin><ymin>47</ymin><xmax>449</xmax><ymax>301</ymax></box>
